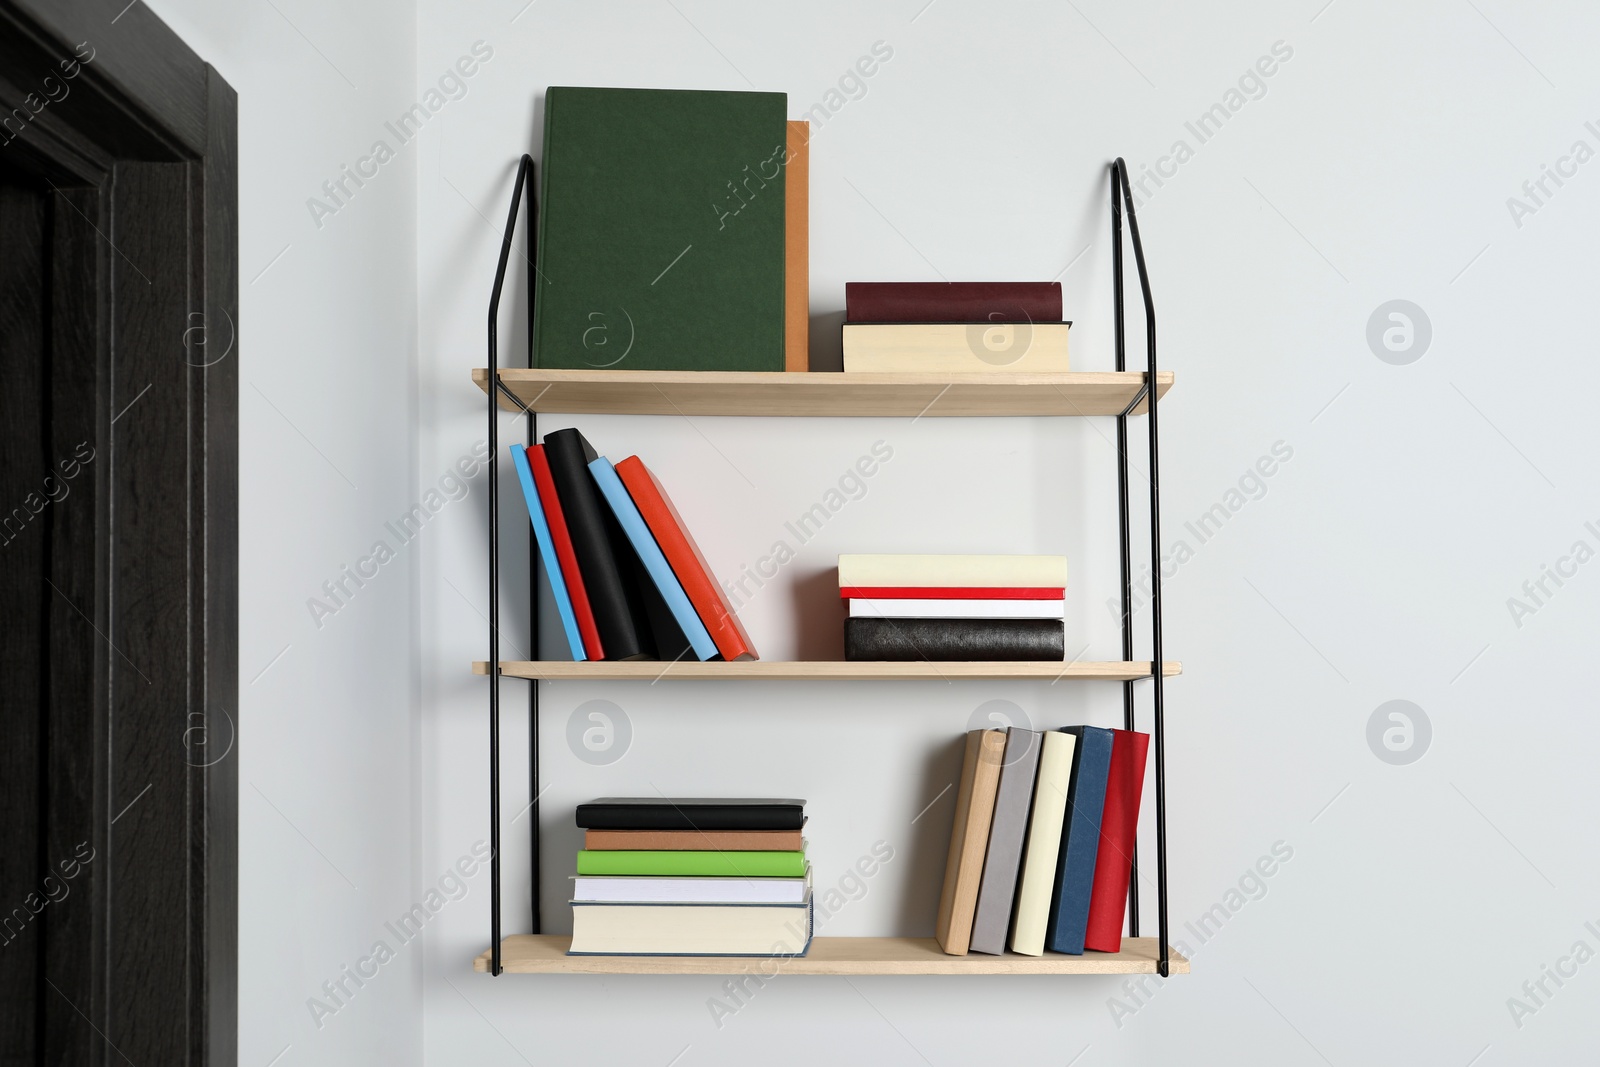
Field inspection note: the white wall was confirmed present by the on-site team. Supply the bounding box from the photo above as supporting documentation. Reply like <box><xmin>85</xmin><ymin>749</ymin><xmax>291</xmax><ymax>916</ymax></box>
<box><xmin>151</xmin><ymin>0</ymin><xmax>1600</xmax><ymax>1063</ymax></box>
<box><xmin>141</xmin><ymin>2</ymin><xmax>422</xmax><ymax>1065</ymax></box>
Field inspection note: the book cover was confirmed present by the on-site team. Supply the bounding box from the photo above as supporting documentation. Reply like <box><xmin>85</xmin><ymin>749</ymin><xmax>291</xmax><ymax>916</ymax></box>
<box><xmin>584</xmin><ymin>827</ymin><xmax>803</xmax><ymax>851</ymax></box>
<box><xmin>528</xmin><ymin>444</ymin><xmax>604</xmax><ymax>660</ymax></box>
<box><xmin>1083</xmin><ymin>729</ymin><xmax>1151</xmax><ymax>953</ymax></box>
<box><xmin>935</xmin><ymin>729</ymin><xmax>1007</xmax><ymax>955</ymax></box>
<box><xmin>1010</xmin><ymin>729</ymin><xmax>1077</xmax><ymax>956</ymax></box>
<box><xmin>614</xmin><ymin>455</ymin><xmax>757</xmax><ymax>661</ymax></box>
<box><xmin>842</xmin><ymin>322</ymin><xmax>1070</xmax><ymax>374</ymax></box>
<box><xmin>848</xmin><ymin>598</ymin><xmax>1066</xmax><ymax>620</ymax></box>
<box><xmin>1046</xmin><ymin>726</ymin><xmax>1113</xmax><ymax>954</ymax></box>
<box><xmin>785</xmin><ymin>119</ymin><xmax>809</xmax><ymax>372</ymax></box>
<box><xmin>535</xmin><ymin>86</ymin><xmax>787</xmax><ymax>371</ymax></box>
<box><xmin>968</xmin><ymin>728</ymin><xmax>1043</xmax><ymax>955</ymax></box>
<box><xmin>590</xmin><ymin>456</ymin><xmax>718</xmax><ymax>661</ymax></box>
<box><xmin>568</xmin><ymin>898</ymin><xmax>812</xmax><ymax>957</ymax></box>
<box><xmin>838</xmin><ymin>554</ymin><xmax>1069</xmax><ymax>589</ymax></box>
<box><xmin>543</xmin><ymin>428</ymin><xmax>653</xmax><ymax>661</ymax></box>
<box><xmin>844</xmin><ymin>618</ymin><xmax>1064</xmax><ymax>662</ymax></box>
<box><xmin>508</xmin><ymin>444</ymin><xmax>586</xmax><ymax>660</ymax></box>
<box><xmin>846</xmin><ymin>281</ymin><xmax>1062</xmax><ymax>324</ymax></box>
<box><xmin>575</xmin><ymin>850</ymin><xmax>806</xmax><ymax>878</ymax></box>
<box><xmin>838</xmin><ymin>586</ymin><xmax>1066</xmax><ymax>601</ymax></box>
<box><xmin>572</xmin><ymin>870</ymin><xmax>811</xmax><ymax>903</ymax></box>
<box><xmin>576</xmin><ymin>798</ymin><xmax>806</xmax><ymax>832</ymax></box>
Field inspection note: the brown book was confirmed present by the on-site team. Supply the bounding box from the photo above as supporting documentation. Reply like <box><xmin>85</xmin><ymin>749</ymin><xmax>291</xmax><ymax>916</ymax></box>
<box><xmin>784</xmin><ymin>119</ymin><xmax>810</xmax><ymax>372</ymax></box>
<box><xmin>584</xmin><ymin>827</ymin><xmax>804</xmax><ymax>852</ymax></box>
<box><xmin>934</xmin><ymin>729</ymin><xmax>1007</xmax><ymax>955</ymax></box>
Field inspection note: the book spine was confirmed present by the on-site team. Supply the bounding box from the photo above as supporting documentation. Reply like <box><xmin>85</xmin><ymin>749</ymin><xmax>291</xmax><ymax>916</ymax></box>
<box><xmin>542</xmin><ymin>429</ymin><xmax>649</xmax><ymax>660</ymax></box>
<box><xmin>584</xmin><ymin>828</ymin><xmax>804</xmax><ymax>851</ymax></box>
<box><xmin>575</xmin><ymin>804</ymin><xmax>806</xmax><ymax>832</ymax></box>
<box><xmin>838</xmin><ymin>586</ymin><xmax>1065</xmax><ymax>601</ymax></box>
<box><xmin>845</xmin><ymin>281</ymin><xmax>1062</xmax><ymax>324</ymax></box>
<box><xmin>784</xmin><ymin>120</ymin><xmax>809</xmax><ymax>372</ymax></box>
<box><xmin>589</xmin><ymin>457</ymin><xmax>718</xmax><ymax>661</ymax></box>
<box><xmin>1046</xmin><ymin>726</ymin><xmax>1112</xmax><ymax>955</ymax></box>
<box><xmin>508</xmin><ymin>445</ymin><xmax>586</xmax><ymax>660</ymax></box>
<box><xmin>529</xmin><ymin>444</ymin><xmax>604</xmax><ymax>660</ymax></box>
<box><xmin>1083</xmin><ymin>730</ymin><xmax>1151</xmax><ymax>953</ymax></box>
<box><xmin>575</xmin><ymin>850</ymin><xmax>807</xmax><ymax>878</ymax></box>
<box><xmin>844</xmin><ymin>618</ymin><xmax>1064</xmax><ymax>662</ymax></box>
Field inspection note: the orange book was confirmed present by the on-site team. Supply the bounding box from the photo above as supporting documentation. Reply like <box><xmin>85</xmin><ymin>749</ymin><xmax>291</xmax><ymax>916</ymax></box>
<box><xmin>585</xmin><ymin>827</ymin><xmax>804</xmax><ymax>851</ymax></box>
<box><xmin>785</xmin><ymin>119</ymin><xmax>809</xmax><ymax>372</ymax></box>
<box><xmin>613</xmin><ymin>456</ymin><xmax>757</xmax><ymax>661</ymax></box>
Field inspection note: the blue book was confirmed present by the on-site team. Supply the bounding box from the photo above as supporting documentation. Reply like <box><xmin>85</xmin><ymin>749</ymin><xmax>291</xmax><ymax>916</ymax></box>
<box><xmin>588</xmin><ymin>457</ymin><xmax>718</xmax><ymax>661</ymax></box>
<box><xmin>509</xmin><ymin>445</ymin><xmax>586</xmax><ymax>660</ymax></box>
<box><xmin>1046</xmin><ymin>725</ymin><xmax>1113</xmax><ymax>954</ymax></box>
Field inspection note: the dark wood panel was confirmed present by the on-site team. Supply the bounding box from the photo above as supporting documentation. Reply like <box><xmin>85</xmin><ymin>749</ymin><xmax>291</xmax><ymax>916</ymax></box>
<box><xmin>108</xmin><ymin>160</ymin><xmax>192</xmax><ymax>1065</ymax></box>
<box><xmin>41</xmin><ymin>180</ymin><xmax>103</xmax><ymax>1067</ymax></box>
<box><xmin>0</xmin><ymin>178</ymin><xmax>48</xmax><ymax>1067</ymax></box>
<box><xmin>199</xmin><ymin>66</ymin><xmax>239</xmax><ymax>1067</ymax></box>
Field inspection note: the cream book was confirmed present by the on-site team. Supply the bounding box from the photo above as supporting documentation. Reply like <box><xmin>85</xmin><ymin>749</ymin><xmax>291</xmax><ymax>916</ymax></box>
<box><xmin>934</xmin><ymin>729</ymin><xmax>1007</xmax><ymax>955</ymax></box>
<box><xmin>838</xmin><ymin>554</ymin><xmax>1069</xmax><ymax>590</ymax></box>
<box><xmin>1010</xmin><ymin>729</ymin><xmax>1077</xmax><ymax>956</ymax></box>
<box><xmin>841</xmin><ymin>322</ymin><xmax>1069</xmax><ymax>373</ymax></box>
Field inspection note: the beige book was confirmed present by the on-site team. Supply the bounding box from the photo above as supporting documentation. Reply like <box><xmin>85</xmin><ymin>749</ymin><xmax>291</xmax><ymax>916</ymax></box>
<box><xmin>842</xmin><ymin>321</ymin><xmax>1069</xmax><ymax>373</ymax></box>
<box><xmin>838</xmin><ymin>554</ymin><xmax>1068</xmax><ymax>590</ymax></box>
<box><xmin>934</xmin><ymin>729</ymin><xmax>1007</xmax><ymax>954</ymax></box>
<box><xmin>1010</xmin><ymin>729</ymin><xmax>1077</xmax><ymax>956</ymax></box>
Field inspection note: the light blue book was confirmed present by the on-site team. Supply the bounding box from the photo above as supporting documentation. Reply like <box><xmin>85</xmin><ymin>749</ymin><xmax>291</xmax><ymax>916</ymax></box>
<box><xmin>588</xmin><ymin>457</ymin><xmax>718</xmax><ymax>661</ymax></box>
<box><xmin>509</xmin><ymin>445</ymin><xmax>585</xmax><ymax>660</ymax></box>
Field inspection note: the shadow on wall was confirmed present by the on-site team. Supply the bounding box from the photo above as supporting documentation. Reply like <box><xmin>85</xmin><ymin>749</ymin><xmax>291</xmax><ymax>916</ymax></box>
<box><xmin>808</xmin><ymin>311</ymin><xmax>844</xmax><ymax>371</ymax></box>
<box><xmin>894</xmin><ymin>733</ymin><xmax>967</xmax><ymax>936</ymax></box>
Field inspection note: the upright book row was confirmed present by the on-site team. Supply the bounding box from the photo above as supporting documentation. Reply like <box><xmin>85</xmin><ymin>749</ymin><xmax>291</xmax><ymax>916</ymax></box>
<box><xmin>510</xmin><ymin>429</ymin><xmax>757</xmax><ymax>662</ymax></box>
<box><xmin>938</xmin><ymin>726</ymin><xmax>1149</xmax><ymax>957</ymax></box>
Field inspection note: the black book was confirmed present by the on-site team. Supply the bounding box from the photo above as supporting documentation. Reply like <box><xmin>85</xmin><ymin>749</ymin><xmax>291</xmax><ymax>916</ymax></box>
<box><xmin>542</xmin><ymin>428</ymin><xmax>653</xmax><ymax>661</ymax></box>
<box><xmin>844</xmin><ymin>618</ymin><xmax>1064</xmax><ymax>661</ymax></box>
<box><xmin>576</xmin><ymin>798</ymin><xmax>807</xmax><ymax>832</ymax></box>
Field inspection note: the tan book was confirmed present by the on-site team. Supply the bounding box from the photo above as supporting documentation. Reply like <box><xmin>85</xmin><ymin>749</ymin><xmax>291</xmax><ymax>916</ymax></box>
<box><xmin>584</xmin><ymin>827</ymin><xmax>804</xmax><ymax>852</ymax></box>
<box><xmin>785</xmin><ymin>120</ymin><xmax>810</xmax><ymax>371</ymax></box>
<box><xmin>1010</xmin><ymin>729</ymin><xmax>1077</xmax><ymax>955</ymax></box>
<box><xmin>841</xmin><ymin>321</ymin><xmax>1070</xmax><ymax>373</ymax></box>
<box><xmin>935</xmin><ymin>729</ymin><xmax>1007</xmax><ymax>955</ymax></box>
<box><xmin>838</xmin><ymin>553</ymin><xmax>1068</xmax><ymax>590</ymax></box>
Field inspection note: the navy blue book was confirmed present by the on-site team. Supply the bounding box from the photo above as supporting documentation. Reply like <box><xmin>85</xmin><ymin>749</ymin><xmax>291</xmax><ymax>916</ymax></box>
<box><xmin>1046</xmin><ymin>726</ymin><xmax>1113</xmax><ymax>954</ymax></box>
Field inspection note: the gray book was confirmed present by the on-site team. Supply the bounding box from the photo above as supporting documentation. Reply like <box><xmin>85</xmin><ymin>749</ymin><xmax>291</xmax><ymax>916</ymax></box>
<box><xmin>967</xmin><ymin>728</ymin><xmax>1042</xmax><ymax>954</ymax></box>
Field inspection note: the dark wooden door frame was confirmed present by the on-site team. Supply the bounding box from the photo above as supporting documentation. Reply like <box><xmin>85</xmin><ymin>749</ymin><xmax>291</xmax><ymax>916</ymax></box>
<box><xmin>0</xmin><ymin>1</ymin><xmax>237</xmax><ymax>1064</ymax></box>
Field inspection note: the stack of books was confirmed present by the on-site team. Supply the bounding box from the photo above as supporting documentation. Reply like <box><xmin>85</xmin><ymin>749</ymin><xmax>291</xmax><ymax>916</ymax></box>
<box><xmin>841</xmin><ymin>282</ymin><xmax>1069</xmax><ymax>372</ymax></box>
<box><xmin>511</xmin><ymin>430</ymin><xmax>758</xmax><ymax>662</ymax></box>
<box><xmin>569</xmin><ymin>798</ymin><xmax>813</xmax><ymax>957</ymax></box>
<box><xmin>839</xmin><ymin>554</ymin><xmax>1068</xmax><ymax>661</ymax></box>
<box><xmin>936</xmin><ymin>726</ymin><xmax>1150</xmax><ymax>957</ymax></box>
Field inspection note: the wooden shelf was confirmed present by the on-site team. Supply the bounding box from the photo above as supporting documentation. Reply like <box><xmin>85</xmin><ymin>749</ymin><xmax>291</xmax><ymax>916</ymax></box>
<box><xmin>472</xmin><ymin>368</ymin><xmax>1173</xmax><ymax>418</ymax></box>
<box><xmin>473</xmin><ymin>660</ymin><xmax>1181</xmax><ymax>681</ymax></box>
<box><xmin>474</xmin><ymin>935</ymin><xmax>1188</xmax><ymax>975</ymax></box>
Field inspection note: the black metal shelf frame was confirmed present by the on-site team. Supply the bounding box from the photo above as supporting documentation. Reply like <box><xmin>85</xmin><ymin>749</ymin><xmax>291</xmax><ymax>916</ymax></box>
<box><xmin>481</xmin><ymin>154</ymin><xmax>1169</xmax><ymax>976</ymax></box>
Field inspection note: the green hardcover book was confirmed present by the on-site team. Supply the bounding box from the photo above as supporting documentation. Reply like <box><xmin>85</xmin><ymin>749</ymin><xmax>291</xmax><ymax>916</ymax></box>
<box><xmin>536</xmin><ymin>86</ymin><xmax>788</xmax><ymax>372</ymax></box>
<box><xmin>575</xmin><ymin>849</ymin><xmax>806</xmax><ymax>878</ymax></box>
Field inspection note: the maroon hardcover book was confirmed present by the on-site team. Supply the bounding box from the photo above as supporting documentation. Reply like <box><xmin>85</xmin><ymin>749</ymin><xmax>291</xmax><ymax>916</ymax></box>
<box><xmin>846</xmin><ymin>282</ymin><xmax>1062</xmax><ymax>324</ymax></box>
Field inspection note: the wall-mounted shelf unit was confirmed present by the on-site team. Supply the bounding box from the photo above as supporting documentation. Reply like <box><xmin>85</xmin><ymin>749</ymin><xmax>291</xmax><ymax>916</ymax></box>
<box><xmin>474</xmin><ymin>154</ymin><xmax>1177</xmax><ymax>978</ymax></box>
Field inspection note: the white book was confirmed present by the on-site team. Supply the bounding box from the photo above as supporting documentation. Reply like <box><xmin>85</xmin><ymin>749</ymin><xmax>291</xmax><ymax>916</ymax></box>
<box><xmin>1010</xmin><ymin>730</ymin><xmax>1076</xmax><ymax>956</ymax></box>
<box><xmin>572</xmin><ymin>868</ymin><xmax>811</xmax><ymax>904</ymax></box>
<box><xmin>569</xmin><ymin>898</ymin><xmax>813</xmax><ymax>956</ymax></box>
<box><xmin>848</xmin><ymin>598</ymin><xmax>1066</xmax><ymax>620</ymax></box>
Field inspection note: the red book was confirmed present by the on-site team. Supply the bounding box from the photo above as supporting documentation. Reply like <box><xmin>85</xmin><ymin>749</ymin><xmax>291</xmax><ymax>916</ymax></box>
<box><xmin>845</xmin><ymin>282</ymin><xmax>1062</xmax><ymax>324</ymax></box>
<box><xmin>614</xmin><ymin>456</ymin><xmax>757</xmax><ymax>661</ymax></box>
<box><xmin>527</xmin><ymin>445</ymin><xmax>604</xmax><ymax>660</ymax></box>
<box><xmin>1083</xmin><ymin>729</ymin><xmax>1150</xmax><ymax>953</ymax></box>
<box><xmin>838</xmin><ymin>586</ymin><xmax>1065</xmax><ymax>601</ymax></box>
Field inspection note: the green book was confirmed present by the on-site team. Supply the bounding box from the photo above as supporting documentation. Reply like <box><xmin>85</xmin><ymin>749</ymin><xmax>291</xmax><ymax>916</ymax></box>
<box><xmin>575</xmin><ymin>849</ymin><xmax>806</xmax><ymax>878</ymax></box>
<box><xmin>536</xmin><ymin>86</ymin><xmax>788</xmax><ymax>372</ymax></box>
